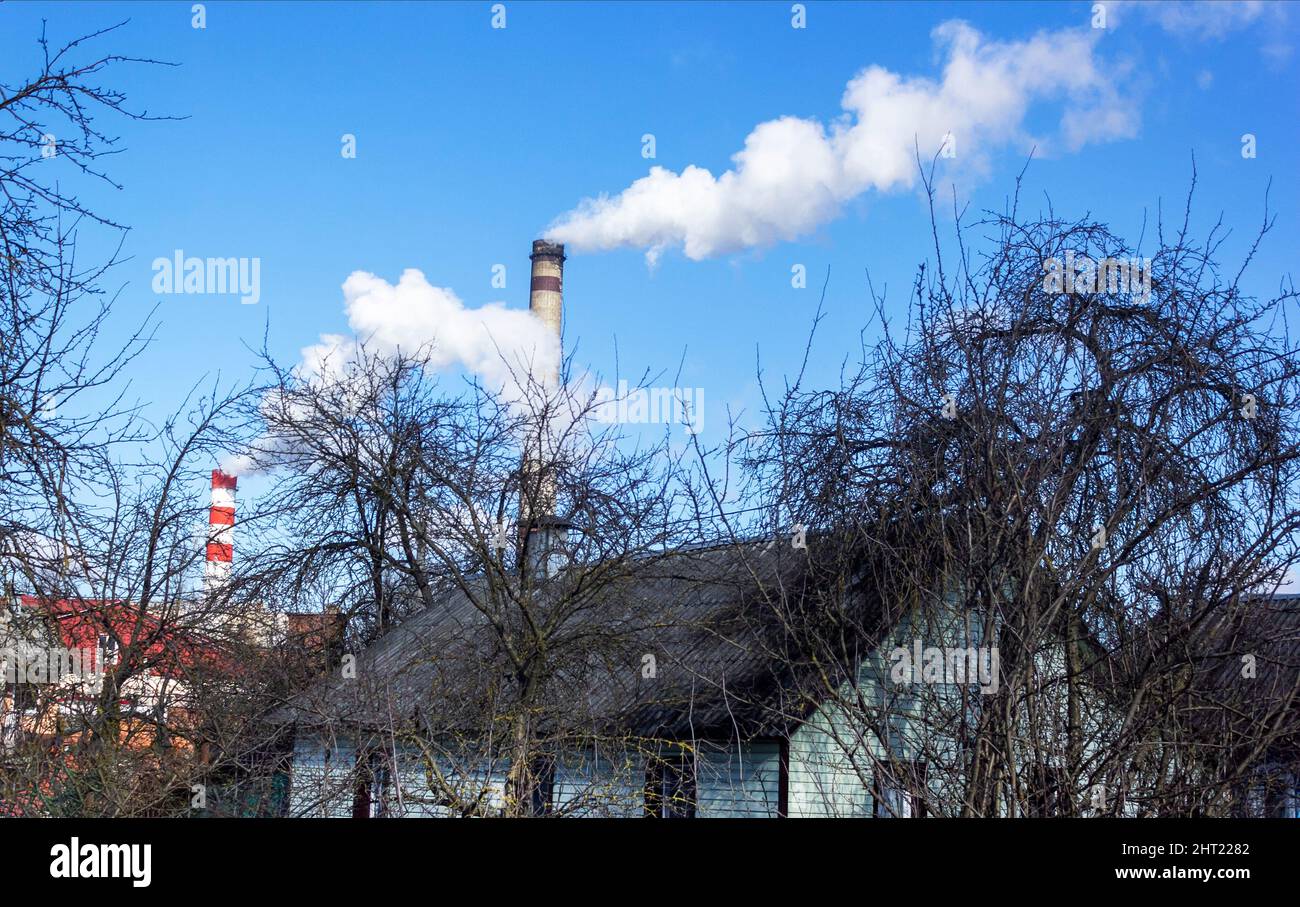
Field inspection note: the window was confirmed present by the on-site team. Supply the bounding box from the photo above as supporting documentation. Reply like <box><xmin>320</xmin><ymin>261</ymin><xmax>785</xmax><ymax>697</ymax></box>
<box><xmin>528</xmin><ymin>759</ymin><xmax>555</xmax><ymax>816</ymax></box>
<box><xmin>118</xmin><ymin>694</ymin><xmax>159</xmax><ymax>721</ymax></box>
<box><xmin>1244</xmin><ymin>772</ymin><xmax>1295</xmax><ymax>818</ymax></box>
<box><xmin>12</xmin><ymin>682</ymin><xmax>38</xmax><ymax>713</ymax></box>
<box><xmin>2</xmin><ymin>683</ymin><xmax>39</xmax><ymax>746</ymax></box>
<box><xmin>97</xmin><ymin>634</ymin><xmax>119</xmax><ymax>667</ymax></box>
<box><xmin>352</xmin><ymin>751</ymin><xmax>389</xmax><ymax>818</ymax></box>
<box><xmin>369</xmin><ymin>762</ymin><xmax>390</xmax><ymax>817</ymax></box>
<box><xmin>1028</xmin><ymin>763</ymin><xmax>1067</xmax><ymax>817</ymax></box>
<box><xmin>873</xmin><ymin>762</ymin><xmax>927</xmax><ymax>818</ymax></box>
<box><xmin>645</xmin><ymin>747</ymin><xmax>697</xmax><ymax>818</ymax></box>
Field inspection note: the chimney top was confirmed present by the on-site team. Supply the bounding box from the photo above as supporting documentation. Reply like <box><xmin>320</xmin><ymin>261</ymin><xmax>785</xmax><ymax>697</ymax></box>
<box><xmin>530</xmin><ymin>239</ymin><xmax>566</xmax><ymax>262</ymax></box>
<box><xmin>212</xmin><ymin>469</ymin><xmax>238</xmax><ymax>490</ymax></box>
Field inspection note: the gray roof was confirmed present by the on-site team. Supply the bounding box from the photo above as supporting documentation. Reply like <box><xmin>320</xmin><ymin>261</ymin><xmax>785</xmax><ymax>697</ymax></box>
<box><xmin>1190</xmin><ymin>593</ymin><xmax>1300</xmax><ymax>752</ymax></box>
<box><xmin>276</xmin><ymin>540</ymin><xmax>839</xmax><ymax>741</ymax></box>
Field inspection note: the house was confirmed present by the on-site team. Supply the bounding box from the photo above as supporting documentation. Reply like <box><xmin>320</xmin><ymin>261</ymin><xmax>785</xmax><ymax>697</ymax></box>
<box><xmin>275</xmin><ymin>536</ymin><xmax>1105</xmax><ymax>818</ymax></box>
<box><xmin>1190</xmin><ymin>593</ymin><xmax>1300</xmax><ymax>818</ymax></box>
<box><xmin>289</xmin><ymin>550</ymin><xmax>1300</xmax><ymax>820</ymax></box>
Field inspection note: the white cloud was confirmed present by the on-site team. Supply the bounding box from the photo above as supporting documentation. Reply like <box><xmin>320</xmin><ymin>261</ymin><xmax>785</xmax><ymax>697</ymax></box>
<box><xmin>546</xmin><ymin>20</ymin><xmax>1137</xmax><ymax>264</ymax></box>
<box><xmin>224</xmin><ymin>270</ymin><xmax>560</xmax><ymax>476</ymax></box>
<box><xmin>1111</xmin><ymin>0</ymin><xmax>1274</xmax><ymax>39</ymax></box>
<box><xmin>1106</xmin><ymin>1</ymin><xmax>1290</xmax><ymax>62</ymax></box>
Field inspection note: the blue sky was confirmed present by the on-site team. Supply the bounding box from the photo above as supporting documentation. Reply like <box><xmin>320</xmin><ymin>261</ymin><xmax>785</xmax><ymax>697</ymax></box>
<box><xmin>3</xmin><ymin>1</ymin><xmax>1297</xmax><ymax>482</ymax></box>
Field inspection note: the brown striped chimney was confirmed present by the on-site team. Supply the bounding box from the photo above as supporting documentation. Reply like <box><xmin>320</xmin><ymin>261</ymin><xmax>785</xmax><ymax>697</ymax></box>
<box><xmin>522</xmin><ymin>240</ymin><xmax>569</xmax><ymax>575</ymax></box>
<box><xmin>528</xmin><ymin>240</ymin><xmax>565</xmax><ymax>384</ymax></box>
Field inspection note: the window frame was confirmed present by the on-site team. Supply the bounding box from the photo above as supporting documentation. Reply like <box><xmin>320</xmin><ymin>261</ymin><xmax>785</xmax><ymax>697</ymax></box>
<box><xmin>645</xmin><ymin>746</ymin><xmax>698</xmax><ymax>818</ymax></box>
<box><xmin>872</xmin><ymin>761</ymin><xmax>928</xmax><ymax>818</ymax></box>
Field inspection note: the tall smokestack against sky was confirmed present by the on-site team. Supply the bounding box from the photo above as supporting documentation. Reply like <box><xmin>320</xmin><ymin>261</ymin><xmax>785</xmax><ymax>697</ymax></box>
<box><xmin>529</xmin><ymin>240</ymin><xmax>565</xmax><ymax>384</ymax></box>
<box><xmin>544</xmin><ymin>21</ymin><xmax>1136</xmax><ymax>265</ymax></box>
<box><xmin>205</xmin><ymin>469</ymin><xmax>236</xmax><ymax>594</ymax></box>
<box><xmin>522</xmin><ymin>240</ymin><xmax>565</xmax><ymax>527</ymax></box>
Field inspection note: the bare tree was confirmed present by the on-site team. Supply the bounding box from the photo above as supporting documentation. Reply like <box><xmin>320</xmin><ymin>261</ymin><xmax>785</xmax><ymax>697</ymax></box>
<box><xmin>0</xmin><ymin>23</ymin><xmax>281</xmax><ymax>818</ymax></box>
<box><xmin>740</xmin><ymin>164</ymin><xmax>1300</xmax><ymax>816</ymax></box>
<box><xmin>0</xmin><ymin>20</ymin><xmax>171</xmax><ymax>602</ymax></box>
<box><xmin>243</xmin><ymin>344</ymin><xmax>722</xmax><ymax>816</ymax></box>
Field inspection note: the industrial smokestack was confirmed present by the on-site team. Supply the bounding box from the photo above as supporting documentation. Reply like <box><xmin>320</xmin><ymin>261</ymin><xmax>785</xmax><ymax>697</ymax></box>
<box><xmin>205</xmin><ymin>469</ymin><xmax>237</xmax><ymax>594</ymax></box>
<box><xmin>522</xmin><ymin>240</ymin><xmax>569</xmax><ymax>576</ymax></box>
<box><xmin>522</xmin><ymin>239</ymin><xmax>565</xmax><ymax>522</ymax></box>
<box><xmin>528</xmin><ymin>240</ymin><xmax>565</xmax><ymax>377</ymax></box>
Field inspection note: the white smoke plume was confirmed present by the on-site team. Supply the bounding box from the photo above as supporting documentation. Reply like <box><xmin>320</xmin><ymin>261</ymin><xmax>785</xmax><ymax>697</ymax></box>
<box><xmin>220</xmin><ymin>269</ymin><xmax>560</xmax><ymax>476</ymax></box>
<box><xmin>545</xmin><ymin>21</ymin><xmax>1137</xmax><ymax>264</ymax></box>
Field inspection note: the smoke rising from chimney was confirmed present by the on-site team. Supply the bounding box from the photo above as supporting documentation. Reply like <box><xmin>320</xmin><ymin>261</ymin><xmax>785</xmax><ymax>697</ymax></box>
<box><xmin>545</xmin><ymin>22</ymin><xmax>1136</xmax><ymax>265</ymax></box>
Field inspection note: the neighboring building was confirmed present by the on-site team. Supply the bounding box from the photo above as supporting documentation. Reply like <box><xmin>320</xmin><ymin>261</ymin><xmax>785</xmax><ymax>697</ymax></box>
<box><xmin>0</xmin><ymin>469</ymin><xmax>347</xmax><ymax>815</ymax></box>
<box><xmin>1198</xmin><ymin>593</ymin><xmax>1300</xmax><ymax>818</ymax></box>
<box><xmin>1</xmin><ymin>595</ymin><xmax>223</xmax><ymax>750</ymax></box>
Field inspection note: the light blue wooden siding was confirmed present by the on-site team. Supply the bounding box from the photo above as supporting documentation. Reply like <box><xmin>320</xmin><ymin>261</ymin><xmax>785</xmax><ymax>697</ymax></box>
<box><xmin>552</xmin><ymin>749</ymin><xmax>645</xmax><ymax>817</ymax></box>
<box><xmin>288</xmin><ymin>732</ymin><xmax>355</xmax><ymax>818</ymax></box>
<box><xmin>788</xmin><ymin>720</ymin><xmax>873</xmax><ymax>817</ymax></box>
<box><xmin>784</xmin><ymin>584</ymin><xmax>1128</xmax><ymax>817</ymax></box>
<box><xmin>787</xmin><ymin>589</ymin><xmax>986</xmax><ymax>817</ymax></box>
<box><xmin>385</xmin><ymin>745</ymin><xmax>510</xmax><ymax>817</ymax></box>
<box><xmin>286</xmin><ymin>734</ymin><xmax>636</xmax><ymax>817</ymax></box>
<box><xmin>287</xmin><ymin>734</ymin><xmax>782</xmax><ymax>817</ymax></box>
<box><xmin>695</xmin><ymin>740</ymin><xmax>782</xmax><ymax>817</ymax></box>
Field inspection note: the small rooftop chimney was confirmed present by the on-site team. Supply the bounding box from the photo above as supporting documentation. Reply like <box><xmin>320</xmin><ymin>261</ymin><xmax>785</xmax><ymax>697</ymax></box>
<box><xmin>205</xmin><ymin>469</ymin><xmax>237</xmax><ymax>595</ymax></box>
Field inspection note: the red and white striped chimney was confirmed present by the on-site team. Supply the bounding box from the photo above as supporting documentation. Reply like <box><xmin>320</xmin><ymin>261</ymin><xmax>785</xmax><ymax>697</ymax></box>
<box><xmin>205</xmin><ymin>469</ymin><xmax>237</xmax><ymax>594</ymax></box>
